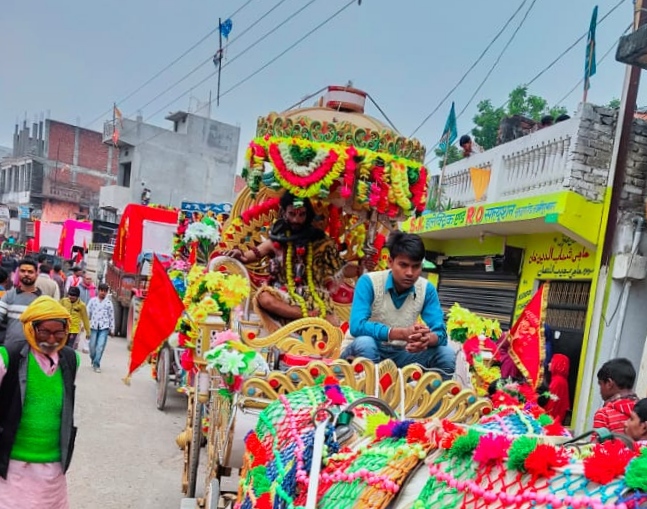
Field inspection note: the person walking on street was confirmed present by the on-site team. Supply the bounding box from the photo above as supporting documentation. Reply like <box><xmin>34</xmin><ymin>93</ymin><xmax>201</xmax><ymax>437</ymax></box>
<box><xmin>35</xmin><ymin>264</ymin><xmax>60</xmax><ymax>300</ymax></box>
<box><xmin>60</xmin><ymin>287</ymin><xmax>90</xmax><ymax>350</ymax></box>
<box><xmin>87</xmin><ymin>283</ymin><xmax>114</xmax><ymax>373</ymax></box>
<box><xmin>0</xmin><ymin>296</ymin><xmax>79</xmax><ymax>509</ymax></box>
<box><xmin>77</xmin><ymin>274</ymin><xmax>96</xmax><ymax>305</ymax></box>
<box><xmin>64</xmin><ymin>267</ymin><xmax>83</xmax><ymax>294</ymax></box>
<box><xmin>0</xmin><ymin>259</ymin><xmax>42</xmax><ymax>346</ymax></box>
<box><xmin>52</xmin><ymin>265</ymin><xmax>65</xmax><ymax>299</ymax></box>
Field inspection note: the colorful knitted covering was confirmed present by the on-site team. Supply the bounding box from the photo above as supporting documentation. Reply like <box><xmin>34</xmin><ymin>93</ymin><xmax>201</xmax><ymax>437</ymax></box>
<box><xmin>413</xmin><ymin>421</ymin><xmax>647</xmax><ymax>509</ymax></box>
<box><xmin>11</xmin><ymin>353</ymin><xmax>63</xmax><ymax>463</ymax></box>
<box><xmin>236</xmin><ymin>383</ymin><xmax>433</xmax><ymax>509</ymax></box>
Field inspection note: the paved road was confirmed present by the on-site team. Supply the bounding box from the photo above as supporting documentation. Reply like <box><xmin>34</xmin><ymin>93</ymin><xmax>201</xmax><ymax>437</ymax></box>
<box><xmin>67</xmin><ymin>336</ymin><xmax>188</xmax><ymax>509</ymax></box>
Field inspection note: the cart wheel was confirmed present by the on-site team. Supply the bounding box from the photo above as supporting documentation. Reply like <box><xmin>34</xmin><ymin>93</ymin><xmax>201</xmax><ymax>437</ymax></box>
<box><xmin>186</xmin><ymin>391</ymin><xmax>203</xmax><ymax>498</ymax></box>
<box><xmin>156</xmin><ymin>346</ymin><xmax>170</xmax><ymax>411</ymax></box>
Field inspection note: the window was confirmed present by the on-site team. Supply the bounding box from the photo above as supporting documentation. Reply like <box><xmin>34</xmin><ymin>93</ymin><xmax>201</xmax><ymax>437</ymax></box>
<box><xmin>118</xmin><ymin>162</ymin><xmax>132</xmax><ymax>188</ymax></box>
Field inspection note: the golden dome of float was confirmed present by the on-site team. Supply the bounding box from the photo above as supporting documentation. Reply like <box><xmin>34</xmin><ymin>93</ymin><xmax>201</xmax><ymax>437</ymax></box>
<box><xmin>243</xmin><ymin>85</ymin><xmax>429</xmax><ymax>219</ymax></box>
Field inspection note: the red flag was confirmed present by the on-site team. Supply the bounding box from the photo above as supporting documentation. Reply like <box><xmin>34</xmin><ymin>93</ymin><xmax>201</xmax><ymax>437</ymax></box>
<box><xmin>125</xmin><ymin>255</ymin><xmax>185</xmax><ymax>380</ymax></box>
<box><xmin>507</xmin><ymin>282</ymin><xmax>549</xmax><ymax>389</ymax></box>
<box><xmin>188</xmin><ymin>241</ymin><xmax>198</xmax><ymax>264</ymax></box>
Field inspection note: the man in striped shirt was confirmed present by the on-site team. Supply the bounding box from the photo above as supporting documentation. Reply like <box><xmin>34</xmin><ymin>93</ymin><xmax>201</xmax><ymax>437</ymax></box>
<box><xmin>0</xmin><ymin>259</ymin><xmax>42</xmax><ymax>347</ymax></box>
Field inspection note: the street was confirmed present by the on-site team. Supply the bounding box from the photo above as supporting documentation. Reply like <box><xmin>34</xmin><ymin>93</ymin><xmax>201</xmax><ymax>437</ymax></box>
<box><xmin>66</xmin><ymin>336</ymin><xmax>187</xmax><ymax>509</ymax></box>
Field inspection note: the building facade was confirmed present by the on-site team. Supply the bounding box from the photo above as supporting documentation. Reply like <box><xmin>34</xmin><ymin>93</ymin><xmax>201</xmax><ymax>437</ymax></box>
<box><xmin>0</xmin><ymin>119</ymin><xmax>117</xmax><ymax>238</ymax></box>
<box><xmin>99</xmin><ymin>111</ymin><xmax>240</xmax><ymax>220</ymax></box>
<box><xmin>404</xmin><ymin>103</ymin><xmax>647</xmax><ymax>431</ymax></box>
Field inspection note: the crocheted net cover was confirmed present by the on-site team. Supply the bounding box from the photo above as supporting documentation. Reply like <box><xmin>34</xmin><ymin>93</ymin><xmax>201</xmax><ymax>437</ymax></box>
<box><xmin>236</xmin><ymin>384</ymin><xmax>433</xmax><ymax>509</ymax></box>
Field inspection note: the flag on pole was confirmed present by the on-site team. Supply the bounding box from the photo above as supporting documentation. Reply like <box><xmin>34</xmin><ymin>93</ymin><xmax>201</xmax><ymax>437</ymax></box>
<box><xmin>507</xmin><ymin>282</ymin><xmax>549</xmax><ymax>389</ymax></box>
<box><xmin>438</xmin><ymin>102</ymin><xmax>458</xmax><ymax>152</ymax></box>
<box><xmin>113</xmin><ymin>105</ymin><xmax>123</xmax><ymax>124</ymax></box>
<box><xmin>584</xmin><ymin>5</ymin><xmax>598</xmax><ymax>91</ymax></box>
<box><xmin>124</xmin><ymin>255</ymin><xmax>185</xmax><ymax>382</ymax></box>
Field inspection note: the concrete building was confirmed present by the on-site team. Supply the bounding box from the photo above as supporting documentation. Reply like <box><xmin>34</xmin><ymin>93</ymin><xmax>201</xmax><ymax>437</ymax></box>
<box><xmin>99</xmin><ymin>111</ymin><xmax>240</xmax><ymax>220</ymax></box>
<box><xmin>403</xmin><ymin>102</ymin><xmax>647</xmax><ymax>431</ymax></box>
<box><xmin>0</xmin><ymin>119</ymin><xmax>117</xmax><ymax>237</ymax></box>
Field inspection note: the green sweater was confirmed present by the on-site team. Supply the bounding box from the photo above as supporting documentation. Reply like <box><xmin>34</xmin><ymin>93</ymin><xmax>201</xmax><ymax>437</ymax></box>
<box><xmin>10</xmin><ymin>353</ymin><xmax>63</xmax><ymax>463</ymax></box>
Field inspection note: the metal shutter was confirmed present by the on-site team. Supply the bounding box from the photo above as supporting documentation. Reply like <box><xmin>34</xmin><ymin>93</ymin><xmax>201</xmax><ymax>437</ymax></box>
<box><xmin>436</xmin><ymin>251</ymin><xmax>521</xmax><ymax>329</ymax></box>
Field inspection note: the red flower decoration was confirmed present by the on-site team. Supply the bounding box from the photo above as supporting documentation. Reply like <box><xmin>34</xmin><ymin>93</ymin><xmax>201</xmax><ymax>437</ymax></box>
<box><xmin>180</xmin><ymin>349</ymin><xmax>195</xmax><ymax>371</ymax></box>
<box><xmin>583</xmin><ymin>439</ymin><xmax>638</xmax><ymax>485</ymax></box>
<box><xmin>296</xmin><ymin>246</ymin><xmax>306</xmax><ymax>257</ymax></box>
<box><xmin>524</xmin><ymin>444</ymin><xmax>568</xmax><ymax>479</ymax></box>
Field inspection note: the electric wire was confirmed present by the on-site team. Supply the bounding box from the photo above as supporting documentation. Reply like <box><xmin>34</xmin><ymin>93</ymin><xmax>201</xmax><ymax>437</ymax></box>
<box><xmin>555</xmin><ymin>24</ymin><xmax>631</xmax><ymax>105</ymax></box>
<box><xmin>409</xmin><ymin>0</ymin><xmax>530</xmax><ymax>137</ymax></box>
<box><xmin>84</xmin><ymin>0</ymin><xmax>257</xmax><ymax>128</ymax></box>
<box><xmin>134</xmin><ymin>0</ymin><xmax>294</xmax><ymax>116</ymax></box>
<box><xmin>117</xmin><ymin>0</ymin><xmax>357</xmax><ymax>149</ymax></box>
<box><xmin>423</xmin><ymin>0</ymin><xmax>629</xmax><ymax>165</ymax></box>
<box><xmin>456</xmin><ymin>0</ymin><xmax>538</xmax><ymax>118</ymax></box>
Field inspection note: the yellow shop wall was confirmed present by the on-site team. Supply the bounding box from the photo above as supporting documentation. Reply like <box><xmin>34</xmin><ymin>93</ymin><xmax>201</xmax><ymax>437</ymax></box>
<box><xmin>511</xmin><ymin>233</ymin><xmax>597</xmax><ymax>320</ymax></box>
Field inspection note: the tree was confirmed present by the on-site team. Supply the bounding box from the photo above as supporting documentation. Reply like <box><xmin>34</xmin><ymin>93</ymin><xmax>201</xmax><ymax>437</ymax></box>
<box><xmin>433</xmin><ymin>144</ymin><xmax>462</xmax><ymax>168</ymax></box>
<box><xmin>472</xmin><ymin>86</ymin><xmax>567</xmax><ymax>150</ymax></box>
<box><xmin>607</xmin><ymin>98</ymin><xmax>621</xmax><ymax>109</ymax></box>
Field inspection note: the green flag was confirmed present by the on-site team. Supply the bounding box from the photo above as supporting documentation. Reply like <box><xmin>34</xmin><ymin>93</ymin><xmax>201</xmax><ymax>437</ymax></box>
<box><xmin>439</xmin><ymin>102</ymin><xmax>457</xmax><ymax>152</ymax></box>
<box><xmin>584</xmin><ymin>5</ymin><xmax>598</xmax><ymax>91</ymax></box>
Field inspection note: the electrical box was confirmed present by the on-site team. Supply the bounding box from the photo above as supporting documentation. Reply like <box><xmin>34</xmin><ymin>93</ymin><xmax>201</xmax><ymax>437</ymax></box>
<box><xmin>612</xmin><ymin>253</ymin><xmax>647</xmax><ymax>280</ymax></box>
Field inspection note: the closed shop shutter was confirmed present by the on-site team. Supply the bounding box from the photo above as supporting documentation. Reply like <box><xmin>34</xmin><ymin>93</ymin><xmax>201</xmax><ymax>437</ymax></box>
<box><xmin>436</xmin><ymin>249</ymin><xmax>522</xmax><ymax>329</ymax></box>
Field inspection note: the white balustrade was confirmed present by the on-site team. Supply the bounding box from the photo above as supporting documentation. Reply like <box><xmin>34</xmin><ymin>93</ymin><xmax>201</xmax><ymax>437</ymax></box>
<box><xmin>438</xmin><ymin>116</ymin><xmax>583</xmax><ymax>207</ymax></box>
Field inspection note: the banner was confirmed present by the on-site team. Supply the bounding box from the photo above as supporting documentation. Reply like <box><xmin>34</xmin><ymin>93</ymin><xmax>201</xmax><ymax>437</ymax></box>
<box><xmin>508</xmin><ymin>282</ymin><xmax>549</xmax><ymax>388</ymax></box>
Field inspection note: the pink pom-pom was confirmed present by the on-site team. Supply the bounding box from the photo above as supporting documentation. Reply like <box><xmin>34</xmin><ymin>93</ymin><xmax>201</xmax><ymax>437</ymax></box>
<box><xmin>340</xmin><ymin>186</ymin><xmax>352</xmax><ymax>199</ymax></box>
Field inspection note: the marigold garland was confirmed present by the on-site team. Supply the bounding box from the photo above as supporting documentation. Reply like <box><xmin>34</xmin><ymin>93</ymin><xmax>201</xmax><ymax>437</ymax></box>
<box><xmin>244</xmin><ymin>136</ymin><xmax>429</xmax><ymax>217</ymax></box>
<box><xmin>284</xmin><ymin>241</ymin><xmax>326</xmax><ymax>319</ymax></box>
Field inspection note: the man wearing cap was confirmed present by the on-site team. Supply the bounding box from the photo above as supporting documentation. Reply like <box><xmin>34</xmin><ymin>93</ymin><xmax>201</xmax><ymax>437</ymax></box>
<box><xmin>0</xmin><ymin>296</ymin><xmax>79</xmax><ymax>508</ymax></box>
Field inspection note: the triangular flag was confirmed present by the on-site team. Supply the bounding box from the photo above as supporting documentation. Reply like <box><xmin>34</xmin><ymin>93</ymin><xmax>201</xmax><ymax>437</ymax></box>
<box><xmin>507</xmin><ymin>282</ymin><xmax>549</xmax><ymax>389</ymax></box>
<box><xmin>469</xmin><ymin>167</ymin><xmax>491</xmax><ymax>201</ymax></box>
<box><xmin>125</xmin><ymin>255</ymin><xmax>185</xmax><ymax>380</ymax></box>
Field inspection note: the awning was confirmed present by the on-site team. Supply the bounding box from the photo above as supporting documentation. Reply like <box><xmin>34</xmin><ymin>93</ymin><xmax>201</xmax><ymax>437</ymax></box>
<box><xmin>402</xmin><ymin>191</ymin><xmax>604</xmax><ymax>250</ymax></box>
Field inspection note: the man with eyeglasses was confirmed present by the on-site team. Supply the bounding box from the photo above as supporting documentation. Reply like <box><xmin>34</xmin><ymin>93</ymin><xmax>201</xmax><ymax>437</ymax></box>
<box><xmin>0</xmin><ymin>296</ymin><xmax>79</xmax><ymax>508</ymax></box>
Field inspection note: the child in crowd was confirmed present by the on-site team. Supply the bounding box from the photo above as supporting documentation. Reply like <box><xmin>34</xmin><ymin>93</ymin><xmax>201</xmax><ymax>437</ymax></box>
<box><xmin>593</xmin><ymin>358</ymin><xmax>639</xmax><ymax>433</ymax></box>
<box><xmin>625</xmin><ymin>398</ymin><xmax>647</xmax><ymax>445</ymax></box>
<box><xmin>60</xmin><ymin>285</ymin><xmax>91</xmax><ymax>350</ymax></box>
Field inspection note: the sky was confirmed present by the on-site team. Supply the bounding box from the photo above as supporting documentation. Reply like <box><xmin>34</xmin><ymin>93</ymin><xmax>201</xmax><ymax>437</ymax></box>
<box><xmin>0</xmin><ymin>0</ymin><xmax>643</xmax><ymax>174</ymax></box>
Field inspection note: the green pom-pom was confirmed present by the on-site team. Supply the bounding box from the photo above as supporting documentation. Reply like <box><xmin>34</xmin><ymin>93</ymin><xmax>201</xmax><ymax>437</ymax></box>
<box><xmin>537</xmin><ymin>414</ymin><xmax>554</xmax><ymax>426</ymax></box>
<box><xmin>448</xmin><ymin>429</ymin><xmax>482</xmax><ymax>458</ymax></box>
<box><xmin>625</xmin><ymin>448</ymin><xmax>647</xmax><ymax>491</ymax></box>
<box><xmin>507</xmin><ymin>436</ymin><xmax>538</xmax><ymax>472</ymax></box>
<box><xmin>250</xmin><ymin>465</ymin><xmax>271</xmax><ymax>495</ymax></box>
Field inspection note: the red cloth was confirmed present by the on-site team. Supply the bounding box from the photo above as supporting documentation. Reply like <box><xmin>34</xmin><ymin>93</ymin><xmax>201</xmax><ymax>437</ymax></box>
<box><xmin>593</xmin><ymin>393</ymin><xmax>639</xmax><ymax>433</ymax></box>
<box><xmin>127</xmin><ymin>255</ymin><xmax>185</xmax><ymax>376</ymax></box>
<box><xmin>545</xmin><ymin>353</ymin><xmax>570</xmax><ymax>424</ymax></box>
<box><xmin>508</xmin><ymin>283</ymin><xmax>549</xmax><ymax>388</ymax></box>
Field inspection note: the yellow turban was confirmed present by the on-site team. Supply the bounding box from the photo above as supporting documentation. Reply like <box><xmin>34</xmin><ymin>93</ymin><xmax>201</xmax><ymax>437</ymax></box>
<box><xmin>21</xmin><ymin>296</ymin><xmax>72</xmax><ymax>353</ymax></box>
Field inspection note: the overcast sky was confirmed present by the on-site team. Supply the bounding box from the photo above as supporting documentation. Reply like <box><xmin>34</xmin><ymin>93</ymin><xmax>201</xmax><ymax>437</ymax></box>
<box><xmin>0</xmin><ymin>0</ymin><xmax>642</xmax><ymax>171</ymax></box>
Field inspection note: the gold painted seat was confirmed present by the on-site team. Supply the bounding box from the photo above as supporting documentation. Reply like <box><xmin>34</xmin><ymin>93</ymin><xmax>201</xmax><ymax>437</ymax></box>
<box><xmin>204</xmin><ymin>357</ymin><xmax>491</xmax><ymax>496</ymax></box>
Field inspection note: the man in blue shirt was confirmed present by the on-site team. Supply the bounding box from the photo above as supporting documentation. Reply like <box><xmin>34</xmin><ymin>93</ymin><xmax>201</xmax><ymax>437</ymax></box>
<box><xmin>342</xmin><ymin>232</ymin><xmax>455</xmax><ymax>379</ymax></box>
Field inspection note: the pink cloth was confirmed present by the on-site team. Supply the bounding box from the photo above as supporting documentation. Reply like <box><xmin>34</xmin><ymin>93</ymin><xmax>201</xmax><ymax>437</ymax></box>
<box><xmin>0</xmin><ymin>460</ymin><xmax>68</xmax><ymax>509</ymax></box>
<box><xmin>0</xmin><ymin>348</ymin><xmax>69</xmax><ymax>509</ymax></box>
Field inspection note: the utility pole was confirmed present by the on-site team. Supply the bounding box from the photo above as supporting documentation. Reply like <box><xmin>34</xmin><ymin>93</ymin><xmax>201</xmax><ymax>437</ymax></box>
<box><xmin>216</xmin><ymin>18</ymin><xmax>223</xmax><ymax>107</ymax></box>
<box><xmin>574</xmin><ymin>0</ymin><xmax>646</xmax><ymax>434</ymax></box>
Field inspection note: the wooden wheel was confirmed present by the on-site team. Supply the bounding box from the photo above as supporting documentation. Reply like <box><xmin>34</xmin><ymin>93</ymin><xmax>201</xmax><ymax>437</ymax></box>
<box><xmin>180</xmin><ymin>383</ymin><xmax>203</xmax><ymax>497</ymax></box>
<box><xmin>156</xmin><ymin>346</ymin><xmax>170</xmax><ymax>411</ymax></box>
